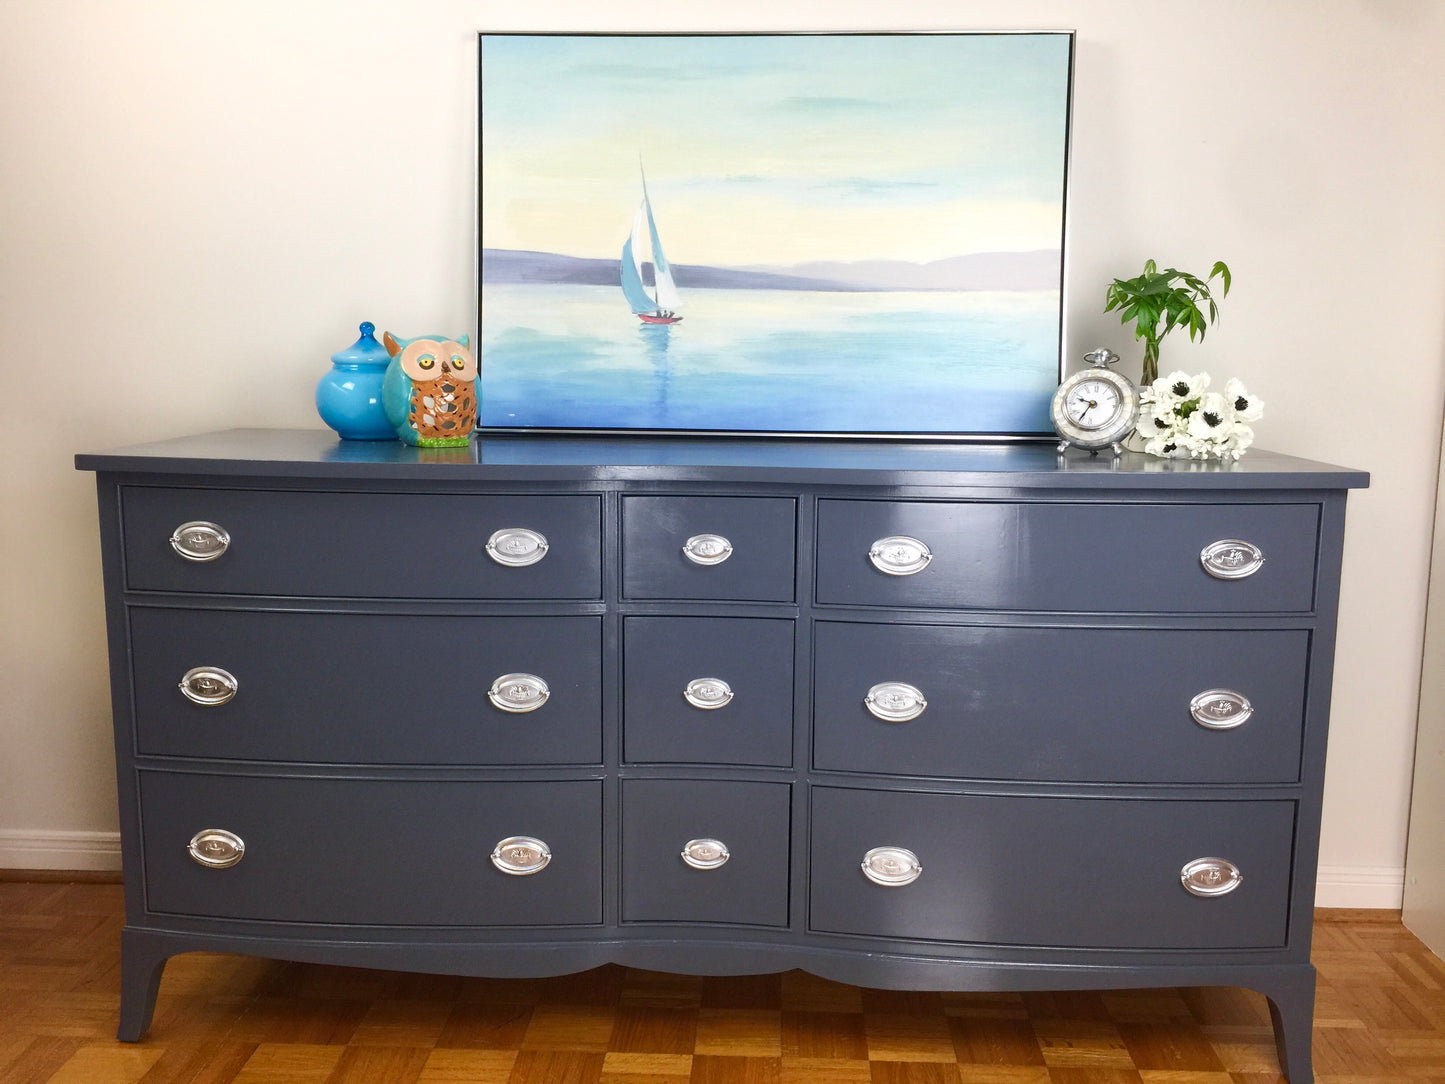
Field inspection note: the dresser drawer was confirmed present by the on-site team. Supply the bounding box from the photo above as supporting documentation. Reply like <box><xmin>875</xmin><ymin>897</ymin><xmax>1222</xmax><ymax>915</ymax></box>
<box><xmin>622</xmin><ymin>779</ymin><xmax>791</xmax><ymax>927</ymax></box>
<box><xmin>816</xmin><ymin>499</ymin><xmax>1319</xmax><ymax>612</ymax></box>
<box><xmin>140</xmin><ymin>772</ymin><xmax>602</xmax><ymax>925</ymax></box>
<box><xmin>622</xmin><ymin>495</ymin><xmax>796</xmax><ymax>601</ymax></box>
<box><xmin>623</xmin><ymin>616</ymin><xmax>794</xmax><ymax>767</ymax></box>
<box><xmin>121</xmin><ymin>487</ymin><xmax>602</xmax><ymax>599</ymax></box>
<box><xmin>813</xmin><ymin>621</ymin><xmax>1308</xmax><ymax>783</ymax></box>
<box><xmin>131</xmin><ymin>609</ymin><xmax>602</xmax><ymax>765</ymax></box>
<box><xmin>809</xmin><ymin>787</ymin><xmax>1294</xmax><ymax>949</ymax></box>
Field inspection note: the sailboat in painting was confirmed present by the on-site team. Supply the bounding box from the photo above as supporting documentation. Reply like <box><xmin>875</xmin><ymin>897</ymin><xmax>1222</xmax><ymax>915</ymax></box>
<box><xmin>620</xmin><ymin>165</ymin><xmax>683</xmax><ymax>324</ymax></box>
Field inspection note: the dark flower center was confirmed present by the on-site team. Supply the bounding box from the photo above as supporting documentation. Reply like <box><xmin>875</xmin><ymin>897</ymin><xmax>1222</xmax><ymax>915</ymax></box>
<box><xmin>1203</xmin><ymin>412</ymin><xmax>1222</xmax><ymax>428</ymax></box>
<box><xmin>1154</xmin><ymin>417</ymin><xmax>1168</xmax><ymax>429</ymax></box>
<box><xmin>1235</xmin><ymin>396</ymin><xmax>1249</xmax><ymax>411</ymax></box>
<box><xmin>1172</xmin><ymin>381</ymin><xmax>1190</xmax><ymax>396</ymax></box>
<box><xmin>1162</xmin><ymin>442</ymin><xmax>1177</xmax><ymax>453</ymax></box>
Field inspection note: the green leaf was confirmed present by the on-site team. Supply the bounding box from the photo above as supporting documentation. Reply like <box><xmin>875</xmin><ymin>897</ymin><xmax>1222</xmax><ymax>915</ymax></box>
<box><xmin>1106</xmin><ymin>258</ymin><xmax>1229</xmax><ymax>346</ymax></box>
<box><xmin>1211</xmin><ymin>261</ymin><xmax>1232</xmax><ymax>295</ymax></box>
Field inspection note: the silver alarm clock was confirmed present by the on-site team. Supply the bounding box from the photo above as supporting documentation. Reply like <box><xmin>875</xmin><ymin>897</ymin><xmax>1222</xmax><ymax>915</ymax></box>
<box><xmin>1051</xmin><ymin>348</ymin><xmax>1141</xmax><ymax>457</ymax></box>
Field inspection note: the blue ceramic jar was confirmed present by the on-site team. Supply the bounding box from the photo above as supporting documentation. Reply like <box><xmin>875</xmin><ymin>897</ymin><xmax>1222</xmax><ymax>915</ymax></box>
<box><xmin>315</xmin><ymin>322</ymin><xmax>395</xmax><ymax>440</ymax></box>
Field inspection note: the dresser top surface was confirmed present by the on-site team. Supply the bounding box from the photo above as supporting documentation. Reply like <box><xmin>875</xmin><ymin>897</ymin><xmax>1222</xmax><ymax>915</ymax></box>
<box><xmin>76</xmin><ymin>428</ymin><xmax>1368</xmax><ymax>490</ymax></box>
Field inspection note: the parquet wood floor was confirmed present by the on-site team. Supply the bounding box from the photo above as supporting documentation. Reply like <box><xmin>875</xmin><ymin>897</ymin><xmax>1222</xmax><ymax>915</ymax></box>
<box><xmin>3</xmin><ymin>882</ymin><xmax>1445</xmax><ymax>1083</ymax></box>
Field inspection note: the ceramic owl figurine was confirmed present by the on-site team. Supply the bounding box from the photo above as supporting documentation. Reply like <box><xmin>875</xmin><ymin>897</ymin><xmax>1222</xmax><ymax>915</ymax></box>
<box><xmin>381</xmin><ymin>332</ymin><xmax>479</xmax><ymax>447</ymax></box>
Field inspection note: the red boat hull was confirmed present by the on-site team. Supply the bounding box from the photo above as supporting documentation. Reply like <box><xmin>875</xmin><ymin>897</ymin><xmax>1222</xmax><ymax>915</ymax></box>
<box><xmin>637</xmin><ymin>313</ymin><xmax>682</xmax><ymax>324</ymax></box>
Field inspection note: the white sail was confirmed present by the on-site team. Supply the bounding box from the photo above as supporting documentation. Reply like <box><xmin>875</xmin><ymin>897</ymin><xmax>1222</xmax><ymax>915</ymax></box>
<box><xmin>629</xmin><ymin>205</ymin><xmax>649</xmax><ymax>280</ymax></box>
<box><xmin>644</xmin><ymin>195</ymin><xmax>682</xmax><ymax>312</ymax></box>
<box><xmin>653</xmin><ymin>268</ymin><xmax>682</xmax><ymax>311</ymax></box>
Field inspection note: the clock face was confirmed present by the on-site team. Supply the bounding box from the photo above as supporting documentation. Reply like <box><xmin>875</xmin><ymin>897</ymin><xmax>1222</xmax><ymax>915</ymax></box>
<box><xmin>1051</xmin><ymin>366</ymin><xmax>1141</xmax><ymax>450</ymax></box>
<box><xmin>1063</xmin><ymin>379</ymin><xmax>1123</xmax><ymax>430</ymax></box>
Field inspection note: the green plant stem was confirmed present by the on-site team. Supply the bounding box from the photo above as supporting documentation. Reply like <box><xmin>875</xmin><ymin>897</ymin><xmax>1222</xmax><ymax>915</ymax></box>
<box><xmin>1141</xmin><ymin>341</ymin><xmax>1159</xmax><ymax>386</ymax></box>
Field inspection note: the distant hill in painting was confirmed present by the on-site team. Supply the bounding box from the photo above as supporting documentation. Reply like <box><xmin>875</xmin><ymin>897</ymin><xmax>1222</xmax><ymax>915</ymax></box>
<box><xmin>763</xmin><ymin>250</ymin><xmax>1062</xmax><ymax>292</ymax></box>
<box><xmin>482</xmin><ymin>248</ymin><xmax>1060</xmax><ymax>293</ymax></box>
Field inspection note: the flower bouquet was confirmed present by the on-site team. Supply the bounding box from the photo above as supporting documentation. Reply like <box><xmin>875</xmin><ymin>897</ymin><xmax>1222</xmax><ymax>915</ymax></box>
<box><xmin>1136</xmin><ymin>372</ymin><xmax>1264</xmax><ymax>460</ymax></box>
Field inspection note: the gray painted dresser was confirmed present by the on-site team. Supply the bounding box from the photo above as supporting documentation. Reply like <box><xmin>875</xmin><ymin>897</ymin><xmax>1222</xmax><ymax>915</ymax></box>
<box><xmin>77</xmin><ymin>429</ymin><xmax>1368</xmax><ymax>1082</ymax></box>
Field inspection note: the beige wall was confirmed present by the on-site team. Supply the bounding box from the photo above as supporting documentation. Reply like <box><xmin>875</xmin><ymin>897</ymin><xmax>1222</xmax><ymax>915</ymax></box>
<box><xmin>1405</xmin><ymin>411</ymin><xmax>1445</xmax><ymax>949</ymax></box>
<box><xmin>2</xmin><ymin>1</ymin><xmax>1443</xmax><ymax>903</ymax></box>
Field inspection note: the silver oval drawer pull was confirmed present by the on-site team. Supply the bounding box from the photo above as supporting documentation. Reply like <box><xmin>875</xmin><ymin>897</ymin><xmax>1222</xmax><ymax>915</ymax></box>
<box><xmin>864</xmin><ymin>682</ymin><xmax>927</xmax><ymax>722</ymax></box>
<box><xmin>1190</xmin><ymin>689</ymin><xmax>1254</xmax><ymax>730</ymax></box>
<box><xmin>683</xmin><ymin>533</ymin><xmax>733</xmax><ymax>566</ymax></box>
<box><xmin>485</xmin><ymin>527</ymin><xmax>549</xmax><ymax>567</ymax></box>
<box><xmin>862</xmin><ymin>846</ymin><xmax>922</xmax><ymax>887</ymax></box>
<box><xmin>683</xmin><ymin>677</ymin><xmax>733</xmax><ymax>710</ymax></box>
<box><xmin>491</xmin><ymin>835</ymin><xmax>551</xmax><ymax>875</ymax></box>
<box><xmin>188</xmin><ymin>829</ymin><xmax>244</xmax><ymax>869</ymax></box>
<box><xmin>1181</xmin><ymin>857</ymin><xmax>1243</xmax><ymax>896</ymax></box>
<box><xmin>169</xmin><ymin>521</ymin><xmax>230</xmax><ymax>562</ymax></box>
<box><xmin>1200</xmin><ymin>539</ymin><xmax>1265</xmax><ymax>580</ymax></box>
<box><xmin>681</xmin><ymin>838</ymin><xmax>730</xmax><ymax>869</ymax></box>
<box><xmin>487</xmin><ymin>673</ymin><xmax>550</xmax><ymax>713</ymax></box>
<box><xmin>868</xmin><ymin>535</ymin><xmax>933</xmax><ymax>576</ymax></box>
<box><xmin>178</xmin><ymin>666</ymin><xmax>238</xmax><ymax>706</ymax></box>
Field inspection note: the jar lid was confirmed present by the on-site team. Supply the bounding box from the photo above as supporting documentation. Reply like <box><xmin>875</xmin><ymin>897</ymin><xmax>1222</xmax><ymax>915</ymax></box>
<box><xmin>331</xmin><ymin>321</ymin><xmax>391</xmax><ymax>366</ymax></box>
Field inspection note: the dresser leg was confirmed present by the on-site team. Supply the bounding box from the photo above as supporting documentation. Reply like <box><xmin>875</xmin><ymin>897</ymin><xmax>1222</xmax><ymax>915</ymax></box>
<box><xmin>117</xmin><ymin>929</ymin><xmax>170</xmax><ymax>1042</ymax></box>
<box><xmin>1261</xmin><ymin>968</ymin><xmax>1316</xmax><ymax>1084</ymax></box>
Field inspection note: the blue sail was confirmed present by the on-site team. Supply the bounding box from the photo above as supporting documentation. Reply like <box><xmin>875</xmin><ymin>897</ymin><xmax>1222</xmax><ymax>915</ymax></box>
<box><xmin>619</xmin><ymin>233</ymin><xmax>658</xmax><ymax>315</ymax></box>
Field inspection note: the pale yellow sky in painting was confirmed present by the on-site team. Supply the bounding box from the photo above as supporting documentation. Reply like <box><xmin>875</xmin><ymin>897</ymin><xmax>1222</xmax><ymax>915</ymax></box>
<box><xmin>480</xmin><ymin>34</ymin><xmax>1069</xmax><ymax>270</ymax></box>
<box><xmin>484</xmin><ymin>166</ymin><xmax>1062</xmax><ymax>267</ymax></box>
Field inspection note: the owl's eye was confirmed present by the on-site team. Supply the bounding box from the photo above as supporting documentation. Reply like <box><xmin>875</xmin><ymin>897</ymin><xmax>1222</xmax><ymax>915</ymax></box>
<box><xmin>418</xmin><ymin>355</ymin><xmax>436</xmax><ymax>370</ymax></box>
<box><xmin>451</xmin><ymin>355</ymin><xmax>467</xmax><ymax>371</ymax></box>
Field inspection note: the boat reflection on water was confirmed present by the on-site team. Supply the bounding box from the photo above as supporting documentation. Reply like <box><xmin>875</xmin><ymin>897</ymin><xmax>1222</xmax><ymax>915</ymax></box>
<box><xmin>639</xmin><ymin>319</ymin><xmax>673</xmax><ymax>415</ymax></box>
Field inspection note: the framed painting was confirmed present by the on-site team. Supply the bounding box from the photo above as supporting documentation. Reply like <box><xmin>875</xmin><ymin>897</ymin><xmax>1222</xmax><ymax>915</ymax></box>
<box><xmin>477</xmin><ymin>31</ymin><xmax>1073</xmax><ymax>438</ymax></box>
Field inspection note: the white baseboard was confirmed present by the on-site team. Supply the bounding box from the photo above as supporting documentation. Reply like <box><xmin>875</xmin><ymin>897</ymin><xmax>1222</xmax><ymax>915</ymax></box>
<box><xmin>0</xmin><ymin>829</ymin><xmax>122</xmax><ymax>871</ymax></box>
<box><xmin>0</xmin><ymin>831</ymin><xmax>1410</xmax><ymax>909</ymax></box>
<box><xmin>1314</xmin><ymin>864</ymin><xmax>1406</xmax><ymax>909</ymax></box>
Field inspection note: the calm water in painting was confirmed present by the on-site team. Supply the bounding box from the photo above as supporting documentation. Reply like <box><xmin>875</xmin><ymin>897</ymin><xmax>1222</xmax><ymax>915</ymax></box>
<box><xmin>480</xmin><ymin>285</ymin><xmax>1059</xmax><ymax>434</ymax></box>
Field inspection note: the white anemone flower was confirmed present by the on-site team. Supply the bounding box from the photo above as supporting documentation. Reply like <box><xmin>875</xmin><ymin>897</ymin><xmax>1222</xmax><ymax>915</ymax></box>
<box><xmin>1135</xmin><ymin>402</ymin><xmax>1178</xmax><ymax>442</ymax></box>
<box><xmin>1144</xmin><ymin>432</ymin><xmax>1187</xmax><ymax>458</ymax></box>
<box><xmin>1186</xmin><ymin>392</ymin><xmax>1237</xmax><ymax>442</ymax></box>
<box><xmin>1225</xmin><ymin>377</ymin><xmax>1265</xmax><ymax>422</ymax></box>
<box><xmin>1229</xmin><ymin>423</ymin><xmax>1256</xmax><ymax>458</ymax></box>
<box><xmin>1151</xmin><ymin>370</ymin><xmax>1210</xmax><ymax>412</ymax></box>
<box><xmin>1136</xmin><ymin>372</ymin><xmax>1262</xmax><ymax>461</ymax></box>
